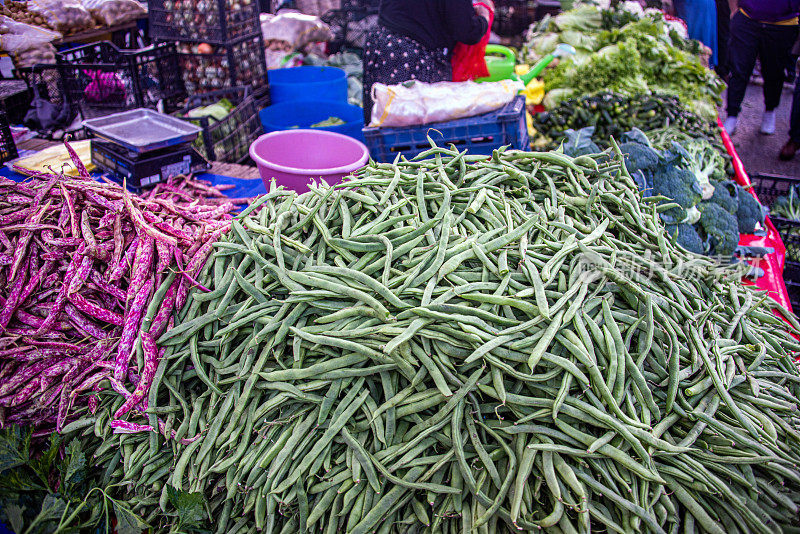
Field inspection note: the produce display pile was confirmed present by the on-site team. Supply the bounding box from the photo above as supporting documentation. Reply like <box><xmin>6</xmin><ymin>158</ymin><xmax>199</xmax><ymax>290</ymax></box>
<box><xmin>0</xmin><ymin>151</ymin><xmax>241</xmax><ymax>433</ymax></box>
<box><xmin>525</xmin><ymin>4</ymin><xmax>723</xmax><ymax>119</ymax></box>
<box><xmin>14</xmin><ymin>145</ymin><xmax>798</xmax><ymax>533</ymax></box>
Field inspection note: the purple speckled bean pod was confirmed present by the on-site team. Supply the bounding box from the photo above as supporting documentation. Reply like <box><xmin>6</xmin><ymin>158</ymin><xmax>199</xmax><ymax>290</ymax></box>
<box><xmin>65</xmin><ymin>305</ymin><xmax>109</xmax><ymax>340</ymax></box>
<box><xmin>8</xmin><ymin>202</ymin><xmax>48</xmax><ymax>284</ymax></box>
<box><xmin>98</xmin><ymin>211</ymin><xmax>116</xmax><ymax>229</ymax></box>
<box><xmin>68</xmin><ymin>293</ymin><xmax>124</xmax><ymax>326</ymax></box>
<box><xmin>25</xmin><ymin>339</ymin><xmax>83</xmax><ymax>354</ymax></box>
<box><xmin>64</xmin><ymin>138</ymin><xmax>90</xmax><ymax>178</ymax></box>
<box><xmin>0</xmin><ymin>207</ymin><xmax>33</xmax><ymax>225</ymax></box>
<box><xmin>57</xmin><ymin>203</ymin><xmax>69</xmax><ymax>230</ymax></box>
<box><xmin>0</xmin><ymin>255</ymin><xmax>30</xmax><ymax>330</ymax></box>
<box><xmin>0</xmin><ymin>359</ymin><xmax>57</xmax><ymax>397</ymax></box>
<box><xmin>127</xmin><ymin>236</ymin><xmax>153</xmax><ymax>300</ymax></box>
<box><xmin>108</xmin><ymin>235</ymin><xmax>138</xmax><ymax>283</ymax></box>
<box><xmin>89</xmin><ymin>271</ymin><xmax>126</xmax><ymax>301</ymax></box>
<box><xmin>85</xmin><ymin>190</ymin><xmax>123</xmax><ymax>213</ymax></box>
<box><xmin>152</xmin><ymin>221</ymin><xmax>195</xmax><ymax>243</ymax></box>
<box><xmin>0</xmin><ymin>346</ymin><xmax>35</xmax><ymax>359</ymax></box>
<box><xmin>124</xmin><ymin>194</ymin><xmax>177</xmax><ymax>248</ymax></box>
<box><xmin>0</xmin><ymin>253</ymin><xmax>11</xmax><ymax>266</ymax></box>
<box><xmin>0</xmin><ymin>259</ymin><xmax>52</xmax><ymax>330</ymax></box>
<box><xmin>59</xmin><ymin>182</ymin><xmax>79</xmax><ymax>238</ymax></box>
<box><xmin>113</xmin><ymin>276</ymin><xmax>154</xmax><ymax>381</ymax></box>
<box><xmin>11</xmin><ymin>377</ymin><xmax>41</xmax><ymax>407</ymax></box>
<box><xmin>114</xmin><ymin>331</ymin><xmax>159</xmax><ymax>418</ymax></box>
<box><xmin>0</xmin><ymin>231</ymin><xmax>11</xmax><ymax>251</ymax></box>
<box><xmin>70</xmin><ymin>370</ymin><xmax>109</xmax><ymax>398</ymax></box>
<box><xmin>110</xmin><ymin>419</ymin><xmax>153</xmax><ymax>434</ymax></box>
<box><xmin>36</xmin><ymin>381</ymin><xmax>63</xmax><ymax>410</ymax></box>
<box><xmin>155</xmin><ymin>239</ymin><xmax>173</xmax><ymax>274</ymax></box>
<box><xmin>149</xmin><ymin>281</ymin><xmax>177</xmax><ymax>338</ymax></box>
<box><xmin>33</xmin><ymin>243</ymin><xmax>86</xmax><ymax>336</ymax></box>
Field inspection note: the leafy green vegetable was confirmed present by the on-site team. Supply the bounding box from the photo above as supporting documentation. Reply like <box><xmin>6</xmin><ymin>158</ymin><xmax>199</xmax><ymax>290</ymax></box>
<box><xmin>167</xmin><ymin>484</ymin><xmax>207</xmax><ymax>531</ymax></box>
<box><xmin>310</xmin><ymin>116</ymin><xmax>346</xmax><ymax>128</ymax></box>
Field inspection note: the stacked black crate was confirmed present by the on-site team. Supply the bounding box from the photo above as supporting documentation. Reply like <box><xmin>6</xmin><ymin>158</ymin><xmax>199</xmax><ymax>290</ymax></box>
<box><xmin>148</xmin><ymin>0</ymin><xmax>269</xmax><ymax>100</ymax></box>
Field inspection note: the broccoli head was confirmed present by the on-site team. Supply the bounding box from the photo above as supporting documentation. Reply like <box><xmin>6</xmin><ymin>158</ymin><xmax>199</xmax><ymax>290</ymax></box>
<box><xmin>665</xmin><ymin>223</ymin><xmax>706</xmax><ymax>255</ymax></box>
<box><xmin>652</xmin><ymin>164</ymin><xmax>702</xmax><ymax>224</ymax></box>
<box><xmin>620</xmin><ymin>141</ymin><xmax>660</xmax><ymax>174</ymax></box>
<box><xmin>707</xmin><ymin>180</ymin><xmax>738</xmax><ymax>215</ymax></box>
<box><xmin>698</xmin><ymin>202</ymin><xmax>739</xmax><ymax>258</ymax></box>
<box><xmin>735</xmin><ymin>185</ymin><xmax>767</xmax><ymax>234</ymax></box>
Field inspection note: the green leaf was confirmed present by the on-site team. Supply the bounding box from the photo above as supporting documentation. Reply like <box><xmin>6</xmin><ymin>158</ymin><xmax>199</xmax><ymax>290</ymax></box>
<box><xmin>166</xmin><ymin>485</ymin><xmax>206</xmax><ymax>528</ymax></box>
<box><xmin>34</xmin><ymin>493</ymin><xmax>68</xmax><ymax>525</ymax></box>
<box><xmin>0</xmin><ymin>426</ymin><xmax>30</xmax><ymax>473</ymax></box>
<box><xmin>62</xmin><ymin>439</ymin><xmax>86</xmax><ymax>488</ymax></box>
<box><xmin>4</xmin><ymin>503</ymin><xmax>24</xmax><ymax>533</ymax></box>
<box><xmin>112</xmin><ymin>501</ymin><xmax>147</xmax><ymax>534</ymax></box>
<box><xmin>28</xmin><ymin>434</ymin><xmax>60</xmax><ymax>486</ymax></box>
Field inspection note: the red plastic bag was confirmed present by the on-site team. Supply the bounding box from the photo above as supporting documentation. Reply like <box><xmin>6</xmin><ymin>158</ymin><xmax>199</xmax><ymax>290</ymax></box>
<box><xmin>451</xmin><ymin>2</ymin><xmax>494</xmax><ymax>82</ymax></box>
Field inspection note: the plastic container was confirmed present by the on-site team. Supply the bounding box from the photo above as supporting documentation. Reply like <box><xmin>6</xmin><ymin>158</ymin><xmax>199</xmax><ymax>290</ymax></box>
<box><xmin>249</xmin><ymin>129</ymin><xmax>369</xmax><ymax>193</ymax></box>
<box><xmin>177</xmin><ymin>35</ymin><xmax>268</xmax><ymax>95</ymax></box>
<box><xmin>148</xmin><ymin>0</ymin><xmax>261</xmax><ymax>44</ymax></box>
<box><xmin>57</xmin><ymin>41</ymin><xmax>187</xmax><ymax>118</ymax></box>
<box><xmin>259</xmin><ymin>100</ymin><xmax>364</xmax><ymax>142</ymax></box>
<box><xmin>179</xmin><ymin>86</ymin><xmax>268</xmax><ymax>163</ymax></box>
<box><xmin>493</xmin><ymin>0</ymin><xmax>533</xmax><ymax>37</ymax></box>
<box><xmin>267</xmin><ymin>66</ymin><xmax>347</xmax><ymax>104</ymax></box>
<box><xmin>478</xmin><ymin>44</ymin><xmax>516</xmax><ymax>82</ymax></box>
<box><xmin>363</xmin><ymin>95</ymin><xmax>529</xmax><ymax>163</ymax></box>
<box><xmin>0</xmin><ymin>110</ymin><xmax>18</xmax><ymax>164</ymax></box>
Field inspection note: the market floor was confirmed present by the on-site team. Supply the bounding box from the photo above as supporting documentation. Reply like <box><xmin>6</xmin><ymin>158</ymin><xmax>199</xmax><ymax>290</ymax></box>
<box><xmin>726</xmin><ymin>83</ymin><xmax>800</xmax><ymax>179</ymax></box>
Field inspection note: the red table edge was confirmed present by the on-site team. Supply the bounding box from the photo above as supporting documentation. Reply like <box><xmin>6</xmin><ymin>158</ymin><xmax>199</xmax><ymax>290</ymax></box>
<box><xmin>717</xmin><ymin>117</ymin><xmax>793</xmax><ymax>313</ymax></box>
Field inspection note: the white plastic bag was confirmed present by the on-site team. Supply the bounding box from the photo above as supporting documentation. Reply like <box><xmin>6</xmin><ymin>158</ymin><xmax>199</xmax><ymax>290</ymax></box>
<box><xmin>369</xmin><ymin>80</ymin><xmax>523</xmax><ymax>128</ymax></box>
<box><xmin>260</xmin><ymin>12</ymin><xmax>332</xmax><ymax>50</ymax></box>
<box><xmin>28</xmin><ymin>0</ymin><xmax>93</xmax><ymax>34</ymax></box>
<box><xmin>82</xmin><ymin>0</ymin><xmax>146</xmax><ymax>27</ymax></box>
<box><xmin>0</xmin><ymin>16</ymin><xmax>59</xmax><ymax>67</ymax></box>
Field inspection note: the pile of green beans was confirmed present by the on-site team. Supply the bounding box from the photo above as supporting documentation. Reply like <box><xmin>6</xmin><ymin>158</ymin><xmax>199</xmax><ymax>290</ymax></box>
<box><xmin>70</xmin><ymin>144</ymin><xmax>800</xmax><ymax>533</ymax></box>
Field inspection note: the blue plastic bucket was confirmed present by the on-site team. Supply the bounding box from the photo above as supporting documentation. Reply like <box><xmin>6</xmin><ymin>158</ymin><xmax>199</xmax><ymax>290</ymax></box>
<box><xmin>267</xmin><ymin>66</ymin><xmax>348</xmax><ymax>103</ymax></box>
<box><xmin>259</xmin><ymin>100</ymin><xmax>365</xmax><ymax>142</ymax></box>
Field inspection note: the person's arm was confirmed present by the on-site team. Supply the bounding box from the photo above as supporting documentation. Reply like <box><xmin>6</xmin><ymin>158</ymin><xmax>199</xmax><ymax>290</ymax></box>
<box><xmin>444</xmin><ymin>0</ymin><xmax>490</xmax><ymax>46</ymax></box>
<box><xmin>728</xmin><ymin>0</ymin><xmax>738</xmax><ymax>17</ymax></box>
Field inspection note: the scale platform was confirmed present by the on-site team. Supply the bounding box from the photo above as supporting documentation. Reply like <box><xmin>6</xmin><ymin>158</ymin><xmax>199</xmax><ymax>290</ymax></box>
<box><xmin>91</xmin><ymin>140</ymin><xmax>210</xmax><ymax>189</ymax></box>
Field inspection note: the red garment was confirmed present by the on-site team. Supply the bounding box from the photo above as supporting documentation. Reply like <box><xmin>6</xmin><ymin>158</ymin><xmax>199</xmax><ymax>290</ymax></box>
<box><xmin>451</xmin><ymin>3</ymin><xmax>494</xmax><ymax>82</ymax></box>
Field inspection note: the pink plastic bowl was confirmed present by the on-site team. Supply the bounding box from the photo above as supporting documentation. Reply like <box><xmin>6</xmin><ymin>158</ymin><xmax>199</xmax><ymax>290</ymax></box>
<box><xmin>249</xmin><ymin>129</ymin><xmax>370</xmax><ymax>193</ymax></box>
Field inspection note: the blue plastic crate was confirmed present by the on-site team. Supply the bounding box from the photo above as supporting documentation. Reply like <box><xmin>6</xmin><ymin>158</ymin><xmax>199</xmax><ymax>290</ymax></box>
<box><xmin>363</xmin><ymin>95</ymin><xmax>529</xmax><ymax>163</ymax></box>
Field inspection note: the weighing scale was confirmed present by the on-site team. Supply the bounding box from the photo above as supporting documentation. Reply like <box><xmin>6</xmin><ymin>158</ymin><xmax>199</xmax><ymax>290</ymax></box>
<box><xmin>84</xmin><ymin>109</ymin><xmax>210</xmax><ymax>189</ymax></box>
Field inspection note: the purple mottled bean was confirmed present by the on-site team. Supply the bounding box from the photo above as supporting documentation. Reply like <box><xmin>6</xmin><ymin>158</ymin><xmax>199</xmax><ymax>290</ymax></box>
<box><xmin>70</xmin><ymin>371</ymin><xmax>109</xmax><ymax>398</ymax></box>
<box><xmin>0</xmin><ymin>359</ymin><xmax>56</xmax><ymax>397</ymax></box>
<box><xmin>0</xmin><ymin>346</ymin><xmax>35</xmax><ymax>359</ymax></box>
<box><xmin>127</xmin><ymin>237</ymin><xmax>153</xmax><ymax>299</ymax></box>
<box><xmin>149</xmin><ymin>281</ymin><xmax>177</xmax><ymax>338</ymax></box>
<box><xmin>113</xmin><ymin>277</ymin><xmax>154</xmax><ymax>380</ymax></box>
<box><xmin>11</xmin><ymin>378</ymin><xmax>41</xmax><ymax>407</ymax></box>
<box><xmin>0</xmin><ymin>207</ymin><xmax>32</xmax><ymax>225</ymax></box>
<box><xmin>60</xmin><ymin>182</ymin><xmax>79</xmax><ymax>238</ymax></box>
<box><xmin>8</xmin><ymin>203</ymin><xmax>47</xmax><ymax>283</ymax></box>
<box><xmin>110</xmin><ymin>419</ymin><xmax>153</xmax><ymax>434</ymax></box>
<box><xmin>89</xmin><ymin>271</ymin><xmax>126</xmax><ymax>301</ymax></box>
<box><xmin>0</xmin><ymin>260</ymin><xmax>52</xmax><ymax>330</ymax></box>
<box><xmin>34</xmin><ymin>244</ymin><xmax>86</xmax><ymax>336</ymax></box>
<box><xmin>114</xmin><ymin>331</ymin><xmax>159</xmax><ymax>418</ymax></box>
<box><xmin>35</xmin><ymin>382</ymin><xmax>62</xmax><ymax>410</ymax></box>
<box><xmin>85</xmin><ymin>190</ymin><xmax>123</xmax><ymax>213</ymax></box>
<box><xmin>108</xmin><ymin>235</ymin><xmax>138</xmax><ymax>283</ymax></box>
<box><xmin>67</xmin><ymin>255</ymin><xmax>93</xmax><ymax>295</ymax></box>
<box><xmin>68</xmin><ymin>294</ymin><xmax>124</xmax><ymax>326</ymax></box>
<box><xmin>0</xmin><ymin>253</ymin><xmax>11</xmax><ymax>266</ymax></box>
<box><xmin>0</xmin><ymin>256</ymin><xmax>30</xmax><ymax>329</ymax></box>
<box><xmin>26</xmin><ymin>340</ymin><xmax>83</xmax><ymax>354</ymax></box>
<box><xmin>64</xmin><ymin>138</ymin><xmax>89</xmax><ymax>178</ymax></box>
<box><xmin>155</xmin><ymin>239</ymin><xmax>172</xmax><ymax>274</ymax></box>
<box><xmin>98</xmin><ymin>211</ymin><xmax>116</xmax><ymax>229</ymax></box>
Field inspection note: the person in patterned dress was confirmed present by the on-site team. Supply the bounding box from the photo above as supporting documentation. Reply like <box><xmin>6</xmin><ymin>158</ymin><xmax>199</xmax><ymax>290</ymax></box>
<box><xmin>362</xmin><ymin>0</ymin><xmax>493</xmax><ymax>123</ymax></box>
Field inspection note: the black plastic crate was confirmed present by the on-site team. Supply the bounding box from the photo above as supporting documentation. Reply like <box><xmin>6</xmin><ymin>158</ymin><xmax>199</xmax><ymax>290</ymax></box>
<box><xmin>17</xmin><ymin>65</ymin><xmax>67</xmax><ymax>110</ymax></box>
<box><xmin>0</xmin><ymin>80</ymin><xmax>33</xmax><ymax>125</ymax></box>
<box><xmin>57</xmin><ymin>42</ymin><xmax>187</xmax><ymax>118</ymax></box>
<box><xmin>751</xmin><ymin>172</ymin><xmax>800</xmax><ymax>309</ymax></box>
<box><xmin>493</xmin><ymin>0</ymin><xmax>534</xmax><ymax>37</ymax></box>
<box><xmin>177</xmin><ymin>35</ymin><xmax>268</xmax><ymax>95</ymax></box>
<box><xmin>177</xmin><ymin>86</ymin><xmax>267</xmax><ymax>163</ymax></box>
<box><xmin>0</xmin><ymin>110</ymin><xmax>18</xmax><ymax>163</ymax></box>
<box><xmin>148</xmin><ymin>0</ymin><xmax>261</xmax><ymax>44</ymax></box>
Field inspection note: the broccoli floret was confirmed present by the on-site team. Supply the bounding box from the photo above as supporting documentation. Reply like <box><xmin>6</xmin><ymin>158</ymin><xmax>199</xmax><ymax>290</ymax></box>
<box><xmin>735</xmin><ymin>184</ymin><xmax>766</xmax><ymax>234</ymax></box>
<box><xmin>652</xmin><ymin>164</ymin><xmax>702</xmax><ymax>224</ymax></box>
<box><xmin>620</xmin><ymin>141</ymin><xmax>660</xmax><ymax>174</ymax></box>
<box><xmin>708</xmin><ymin>180</ymin><xmax>738</xmax><ymax>215</ymax></box>
<box><xmin>698</xmin><ymin>202</ymin><xmax>739</xmax><ymax>258</ymax></box>
<box><xmin>666</xmin><ymin>223</ymin><xmax>706</xmax><ymax>255</ymax></box>
<box><xmin>682</xmin><ymin>140</ymin><xmax>727</xmax><ymax>199</ymax></box>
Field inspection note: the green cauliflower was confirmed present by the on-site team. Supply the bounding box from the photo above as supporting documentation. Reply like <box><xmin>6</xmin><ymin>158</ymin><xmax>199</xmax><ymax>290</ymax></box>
<box><xmin>698</xmin><ymin>203</ymin><xmax>739</xmax><ymax>258</ymax></box>
<box><xmin>735</xmin><ymin>185</ymin><xmax>767</xmax><ymax>234</ymax></box>
<box><xmin>666</xmin><ymin>223</ymin><xmax>706</xmax><ymax>255</ymax></box>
